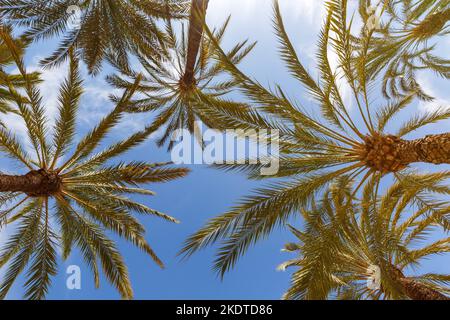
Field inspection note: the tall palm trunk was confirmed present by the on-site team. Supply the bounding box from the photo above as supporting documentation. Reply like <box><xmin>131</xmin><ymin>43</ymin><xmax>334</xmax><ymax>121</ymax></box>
<box><xmin>0</xmin><ymin>170</ymin><xmax>61</xmax><ymax>196</ymax></box>
<box><xmin>182</xmin><ymin>0</ymin><xmax>209</xmax><ymax>85</ymax></box>
<box><xmin>398</xmin><ymin>277</ymin><xmax>450</xmax><ymax>300</ymax></box>
<box><xmin>361</xmin><ymin>132</ymin><xmax>450</xmax><ymax>173</ymax></box>
<box><xmin>389</xmin><ymin>264</ymin><xmax>449</xmax><ymax>300</ymax></box>
<box><xmin>396</xmin><ymin>132</ymin><xmax>450</xmax><ymax>165</ymax></box>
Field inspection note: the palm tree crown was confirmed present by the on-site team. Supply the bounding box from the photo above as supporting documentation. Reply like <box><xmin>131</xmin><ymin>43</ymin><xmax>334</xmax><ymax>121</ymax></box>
<box><xmin>0</xmin><ymin>28</ymin><xmax>188</xmax><ymax>299</ymax></box>
<box><xmin>280</xmin><ymin>176</ymin><xmax>449</xmax><ymax>300</ymax></box>
<box><xmin>358</xmin><ymin>0</ymin><xmax>450</xmax><ymax>100</ymax></box>
<box><xmin>0</xmin><ymin>0</ymin><xmax>190</xmax><ymax>74</ymax></box>
<box><xmin>107</xmin><ymin>17</ymin><xmax>255</xmax><ymax>149</ymax></box>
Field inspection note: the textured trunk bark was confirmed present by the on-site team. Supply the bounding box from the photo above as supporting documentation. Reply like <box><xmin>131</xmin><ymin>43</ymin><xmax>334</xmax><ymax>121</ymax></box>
<box><xmin>182</xmin><ymin>0</ymin><xmax>209</xmax><ymax>85</ymax></box>
<box><xmin>0</xmin><ymin>170</ymin><xmax>61</xmax><ymax>196</ymax></box>
<box><xmin>361</xmin><ymin>132</ymin><xmax>450</xmax><ymax>173</ymax></box>
<box><xmin>388</xmin><ymin>264</ymin><xmax>449</xmax><ymax>300</ymax></box>
<box><xmin>398</xmin><ymin>277</ymin><xmax>450</xmax><ymax>300</ymax></box>
<box><xmin>396</xmin><ymin>132</ymin><xmax>450</xmax><ymax>165</ymax></box>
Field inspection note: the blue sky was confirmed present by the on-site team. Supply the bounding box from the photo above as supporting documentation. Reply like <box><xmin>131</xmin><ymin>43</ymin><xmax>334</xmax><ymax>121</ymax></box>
<box><xmin>1</xmin><ymin>0</ymin><xmax>449</xmax><ymax>299</ymax></box>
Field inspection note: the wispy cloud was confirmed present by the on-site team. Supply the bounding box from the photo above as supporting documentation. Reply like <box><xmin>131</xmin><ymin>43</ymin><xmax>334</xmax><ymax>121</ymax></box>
<box><xmin>416</xmin><ymin>73</ymin><xmax>450</xmax><ymax>113</ymax></box>
<box><xmin>208</xmin><ymin>0</ymin><xmax>326</xmax><ymax>23</ymax></box>
<box><xmin>1</xmin><ymin>55</ymin><xmax>147</xmax><ymax>153</ymax></box>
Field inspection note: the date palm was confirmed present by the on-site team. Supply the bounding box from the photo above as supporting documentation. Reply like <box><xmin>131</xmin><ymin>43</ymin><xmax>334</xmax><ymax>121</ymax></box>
<box><xmin>280</xmin><ymin>175</ymin><xmax>449</xmax><ymax>300</ymax></box>
<box><xmin>0</xmin><ymin>28</ymin><xmax>188</xmax><ymax>299</ymax></box>
<box><xmin>0</xmin><ymin>0</ymin><xmax>190</xmax><ymax>74</ymax></box>
<box><xmin>107</xmin><ymin>16</ymin><xmax>255</xmax><ymax>149</ymax></box>
<box><xmin>180</xmin><ymin>0</ymin><xmax>449</xmax><ymax>276</ymax></box>
<box><xmin>357</xmin><ymin>0</ymin><xmax>450</xmax><ymax>99</ymax></box>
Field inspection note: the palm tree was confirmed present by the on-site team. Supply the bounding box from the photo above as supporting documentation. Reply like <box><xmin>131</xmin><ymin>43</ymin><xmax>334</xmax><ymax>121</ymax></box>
<box><xmin>0</xmin><ymin>25</ymin><xmax>40</xmax><ymax>114</ymax></box>
<box><xmin>107</xmin><ymin>16</ymin><xmax>255</xmax><ymax>149</ymax></box>
<box><xmin>0</xmin><ymin>0</ymin><xmax>190</xmax><ymax>74</ymax></box>
<box><xmin>357</xmin><ymin>0</ymin><xmax>450</xmax><ymax>100</ymax></box>
<box><xmin>0</xmin><ymin>28</ymin><xmax>188</xmax><ymax>299</ymax></box>
<box><xmin>279</xmin><ymin>175</ymin><xmax>449</xmax><ymax>300</ymax></box>
<box><xmin>180</xmin><ymin>0</ymin><xmax>449</xmax><ymax>276</ymax></box>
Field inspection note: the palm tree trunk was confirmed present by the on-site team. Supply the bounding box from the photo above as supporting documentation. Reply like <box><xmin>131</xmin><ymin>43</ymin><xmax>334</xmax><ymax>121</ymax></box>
<box><xmin>389</xmin><ymin>264</ymin><xmax>449</xmax><ymax>300</ymax></box>
<box><xmin>0</xmin><ymin>170</ymin><xmax>61</xmax><ymax>196</ymax></box>
<box><xmin>182</xmin><ymin>0</ymin><xmax>209</xmax><ymax>85</ymax></box>
<box><xmin>397</xmin><ymin>277</ymin><xmax>450</xmax><ymax>300</ymax></box>
<box><xmin>362</xmin><ymin>132</ymin><xmax>450</xmax><ymax>172</ymax></box>
<box><xmin>396</xmin><ymin>132</ymin><xmax>450</xmax><ymax>165</ymax></box>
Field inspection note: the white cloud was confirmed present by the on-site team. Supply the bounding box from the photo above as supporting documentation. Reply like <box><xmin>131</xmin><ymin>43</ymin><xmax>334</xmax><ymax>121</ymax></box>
<box><xmin>208</xmin><ymin>0</ymin><xmax>355</xmax><ymax>110</ymax></box>
<box><xmin>27</xmin><ymin>57</ymin><xmax>119</xmax><ymax>128</ymax></box>
<box><xmin>0</xmin><ymin>112</ymin><xmax>31</xmax><ymax>155</ymax></box>
<box><xmin>1</xmin><ymin>55</ymin><xmax>140</xmax><ymax>155</ymax></box>
<box><xmin>1</xmin><ymin>59</ymin><xmax>70</xmax><ymax>159</ymax></box>
<box><xmin>206</xmin><ymin>0</ymin><xmax>328</xmax><ymax>43</ymax></box>
<box><xmin>32</xmin><ymin>61</ymin><xmax>69</xmax><ymax>124</ymax></box>
<box><xmin>416</xmin><ymin>74</ymin><xmax>450</xmax><ymax>113</ymax></box>
<box><xmin>208</xmin><ymin>0</ymin><xmax>326</xmax><ymax>23</ymax></box>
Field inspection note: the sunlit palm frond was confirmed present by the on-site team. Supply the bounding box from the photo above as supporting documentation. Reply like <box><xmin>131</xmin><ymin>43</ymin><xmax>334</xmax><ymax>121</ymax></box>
<box><xmin>0</xmin><ymin>25</ymin><xmax>40</xmax><ymax>115</ymax></box>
